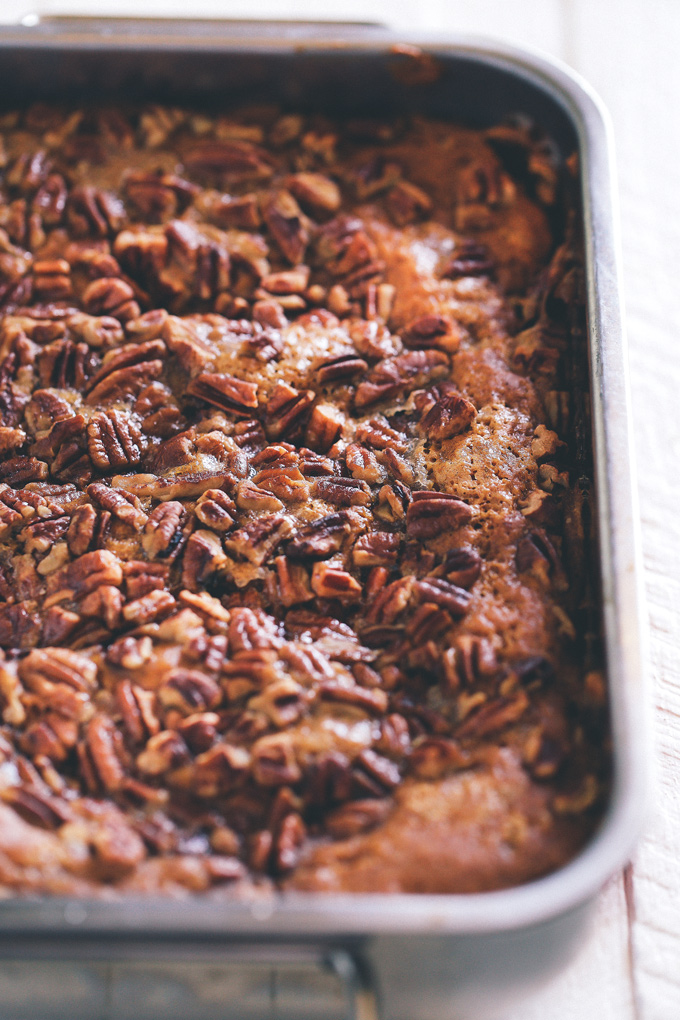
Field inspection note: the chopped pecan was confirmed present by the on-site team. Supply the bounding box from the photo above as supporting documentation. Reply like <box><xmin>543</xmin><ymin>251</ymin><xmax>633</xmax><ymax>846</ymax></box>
<box><xmin>85</xmin><ymin>359</ymin><xmax>163</xmax><ymax>406</ymax></box>
<box><xmin>405</xmin><ymin>491</ymin><xmax>473</xmax><ymax>539</ymax></box>
<box><xmin>345</xmin><ymin>443</ymin><xmax>384</xmax><ymax>484</ymax></box>
<box><xmin>183</xmin><ymin>138</ymin><xmax>273</xmax><ymax>180</ymax></box>
<box><xmin>351</xmin><ymin>157</ymin><xmax>401</xmax><ymax>199</ymax></box>
<box><xmin>354</xmin><ymin>349</ymin><xmax>449</xmax><ymax>408</ymax></box>
<box><xmin>182</xmin><ymin>529</ymin><xmax>227</xmax><ymax>590</ymax></box>
<box><xmin>50</xmin><ymin>547</ymin><xmax>122</xmax><ymax>599</ymax></box>
<box><xmin>264</xmin><ymin>382</ymin><xmax>315</xmax><ymax>440</ymax></box>
<box><xmin>0</xmin><ymin>456</ymin><xmax>48</xmax><ymax>486</ymax></box>
<box><xmin>37</xmin><ymin>337</ymin><xmax>95</xmax><ymax>389</ymax></box>
<box><xmin>87</xmin><ymin>410</ymin><xmax>144</xmax><ymax>471</ymax></box>
<box><xmin>235</xmin><ymin>479</ymin><xmax>284</xmax><ymax>513</ymax></box>
<box><xmin>516</xmin><ymin>530</ymin><xmax>563</xmax><ymax>586</ymax></box>
<box><xmin>2</xmin><ymin>785</ymin><xmax>71</xmax><ymax>831</ymax></box>
<box><xmin>261</xmin><ymin>189</ymin><xmax>310</xmax><ymax>265</ymax></box>
<box><xmin>288</xmin><ymin>172</ymin><xmax>341</xmax><ymax>214</ymax></box>
<box><xmin>79</xmin><ymin>584</ymin><xmax>123</xmax><ymax>629</ymax></box>
<box><xmin>355</xmin><ymin>748</ymin><xmax>401</xmax><ymax>789</ymax></box>
<box><xmin>19</xmin><ymin>646</ymin><xmax>97</xmax><ymax>694</ymax></box>
<box><xmin>364</xmin><ymin>575</ymin><xmax>414</xmax><ymax>625</ymax></box>
<box><xmin>355</xmin><ymin>417</ymin><xmax>409</xmax><ymax>453</ymax></box>
<box><xmin>273</xmin><ymin>556</ymin><xmax>313</xmax><ymax>607</ymax></box>
<box><xmin>304</xmin><ymin>404</ymin><xmax>344</xmax><ymax>453</ymax></box>
<box><xmin>106</xmin><ymin>634</ymin><xmax>153</xmax><ymax>670</ymax></box>
<box><xmin>311</xmin><ymin>562</ymin><xmax>362</xmax><ymax>601</ymax></box>
<box><xmin>83</xmin><ymin>276</ymin><xmax>139</xmax><ymax>321</ymax></box>
<box><xmin>272</xmin><ymin>810</ymin><xmax>306</xmax><ymax>874</ymax></box>
<box><xmin>32</xmin><ymin>258</ymin><xmax>72</xmax><ymax>301</ymax></box>
<box><xmin>177</xmin><ymin>712</ymin><xmax>220</xmax><ymax>754</ymax></box>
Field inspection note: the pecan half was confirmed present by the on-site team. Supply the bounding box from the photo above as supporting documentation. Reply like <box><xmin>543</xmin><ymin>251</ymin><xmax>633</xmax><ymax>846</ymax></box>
<box><xmin>352</xmin><ymin>531</ymin><xmax>401</xmax><ymax>567</ymax></box>
<box><xmin>312</xmin><ymin>476</ymin><xmax>371</xmax><ymax>507</ymax></box>
<box><xmin>187</xmin><ymin>372</ymin><xmax>259</xmax><ymax>417</ymax></box>
<box><xmin>285</xmin><ymin>510</ymin><xmax>357</xmax><ymax>559</ymax></box>
<box><xmin>418</xmin><ymin>392</ymin><xmax>476</xmax><ymax>440</ymax></box>
<box><xmin>223</xmin><ymin>514</ymin><xmax>294</xmax><ymax>567</ymax></box>
<box><xmin>87</xmin><ymin>482</ymin><xmax>148</xmax><ymax>530</ymax></box>
<box><xmin>142</xmin><ymin>501</ymin><xmax>186</xmax><ymax>559</ymax></box>
<box><xmin>405</xmin><ymin>491</ymin><xmax>473</xmax><ymax>539</ymax></box>
<box><xmin>87</xmin><ymin>410</ymin><xmax>144</xmax><ymax>471</ymax></box>
<box><xmin>325</xmin><ymin>797</ymin><xmax>392</xmax><ymax>838</ymax></box>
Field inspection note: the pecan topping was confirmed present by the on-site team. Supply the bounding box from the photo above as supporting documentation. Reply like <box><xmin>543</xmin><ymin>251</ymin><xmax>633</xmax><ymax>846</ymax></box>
<box><xmin>195</xmin><ymin>488</ymin><xmax>236</xmax><ymax>532</ymax></box>
<box><xmin>288</xmin><ymin>172</ymin><xmax>341</xmax><ymax>214</ymax></box>
<box><xmin>87</xmin><ymin>410</ymin><xmax>144</xmax><ymax>471</ymax></box>
<box><xmin>355</xmin><ymin>350</ymin><xmax>449</xmax><ymax>408</ymax></box>
<box><xmin>316</xmin><ymin>354</ymin><xmax>368</xmax><ymax>385</ymax></box>
<box><xmin>142</xmin><ymin>501</ymin><xmax>186</xmax><ymax>559</ymax></box>
<box><xmin>325</xmin><ymin>798</ymin><xmax>392</xmax><ymax>838</ymax></box>
<box><xmin>319</xmin><ymin>681</ymin><xmax>388</xmax><ymax>715</ymax></box>
<box><xmin>418</xmin><ymin>392</ymin><xmax>477</xmax><ymax>439</ymax></box>
<box><xmin>385</xmin><ymin>180</ymin><xmax>433</xmax><ymax>225</ymax></box>
<box><xmin>311</xmin><ymin>563</ymin><xmax>363</xmax><ymax>602</ymax></box>
<box><xmin>187</xmin><ymin>372</ymin><xmax>259</xmax><ymax>416</ymax></box>
<box><xmin>261</xmin><ymin>190</ymin><xmax>310</xmax><ymax>265</ymax></box>
<box><xmin>224</xmin><ymin>514</ymin><xmax>294</xmax><ymax>567</ymax></box>
<box><xmin>264</xmin><ymin>382</ymin><xmax>315</xmax><ymax>440</ymax></box>
<box><xmin>87</xmin><ymin>482</ymin><xmax>148</xmax><ymax>530</ymax></box>
<box><xmin>312</xmin><ymin>476</ymin><xmax>371</xmax><ymax>507</ymax></box>
<box><xmin>353</xmin><ymin>531</ymin><xmax>401</xmax><ymax>567</ymax></box>
<box><xmin>406</xmin><ymin>491</ymin><xmax>473</xmax><ymax>539</ymax></box>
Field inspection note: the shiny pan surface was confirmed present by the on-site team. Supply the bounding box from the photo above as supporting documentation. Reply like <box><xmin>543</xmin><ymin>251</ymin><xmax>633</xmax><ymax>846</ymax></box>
<box><xmin>0</xmin><ymin>17</ymin><xmax>648</xmax><ymax>1020</ymax></box>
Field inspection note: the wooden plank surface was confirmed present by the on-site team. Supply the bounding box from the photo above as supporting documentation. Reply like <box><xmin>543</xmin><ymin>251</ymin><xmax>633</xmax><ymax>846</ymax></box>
<box><xmin>3</xmin><ymin>1</ymin><xmax>680</xmax><ymax>1017</ymax></box>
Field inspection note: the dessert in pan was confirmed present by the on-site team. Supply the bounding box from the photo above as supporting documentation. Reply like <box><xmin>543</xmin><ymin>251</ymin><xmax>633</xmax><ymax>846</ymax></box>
<box><xmin>0</xmin><ymin>103</ymin><xmax>607</xmax><ymax>894</ymax></box>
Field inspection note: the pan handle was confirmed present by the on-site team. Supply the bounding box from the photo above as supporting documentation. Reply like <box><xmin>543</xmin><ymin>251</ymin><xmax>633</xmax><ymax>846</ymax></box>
<box><xmin>327</xmin><ymin>949</ymin><xmax>381</xmax><ymax>1020</ymax></box>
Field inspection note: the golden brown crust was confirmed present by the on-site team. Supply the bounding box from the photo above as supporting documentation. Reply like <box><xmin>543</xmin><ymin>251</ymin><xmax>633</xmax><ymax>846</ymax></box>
<box><xmin>0</xmin><ymin>104</ymin><xmax>606</xmax><ymax>895</ymax></box>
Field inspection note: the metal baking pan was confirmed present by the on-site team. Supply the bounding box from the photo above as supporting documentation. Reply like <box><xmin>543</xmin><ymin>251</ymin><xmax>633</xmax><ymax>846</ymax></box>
<box><xmin>0</xmin><ymin>16</ymin><xmax>648</xmax><ymax>1020</ymax></box>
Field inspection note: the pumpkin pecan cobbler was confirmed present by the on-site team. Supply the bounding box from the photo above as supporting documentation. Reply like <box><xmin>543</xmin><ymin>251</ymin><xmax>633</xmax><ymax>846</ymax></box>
<box><xmin>0</xmin><ymin>105</ymin><xmax>608</xmax><ymax>894</ymax></box>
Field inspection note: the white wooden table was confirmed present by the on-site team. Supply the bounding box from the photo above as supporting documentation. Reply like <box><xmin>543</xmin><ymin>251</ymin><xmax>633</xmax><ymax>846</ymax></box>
<box><xmin>3</xmin><ymin>1</ymin><xmax>680</xmax><ymax>1017</ymax></box>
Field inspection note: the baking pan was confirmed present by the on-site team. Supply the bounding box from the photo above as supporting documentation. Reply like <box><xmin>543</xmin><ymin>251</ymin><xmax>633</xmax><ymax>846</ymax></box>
<box><xmin>0</xmin><ymin>16</ymin><xmax>648</xmax><ymax>1020</ymax></box>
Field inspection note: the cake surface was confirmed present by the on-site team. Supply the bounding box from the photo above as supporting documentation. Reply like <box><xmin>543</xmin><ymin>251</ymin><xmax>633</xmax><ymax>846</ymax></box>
<box><xmin>0</xmin><ymin>104</ymin><xmax>607</xmax><ymax>895</ymax></box>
